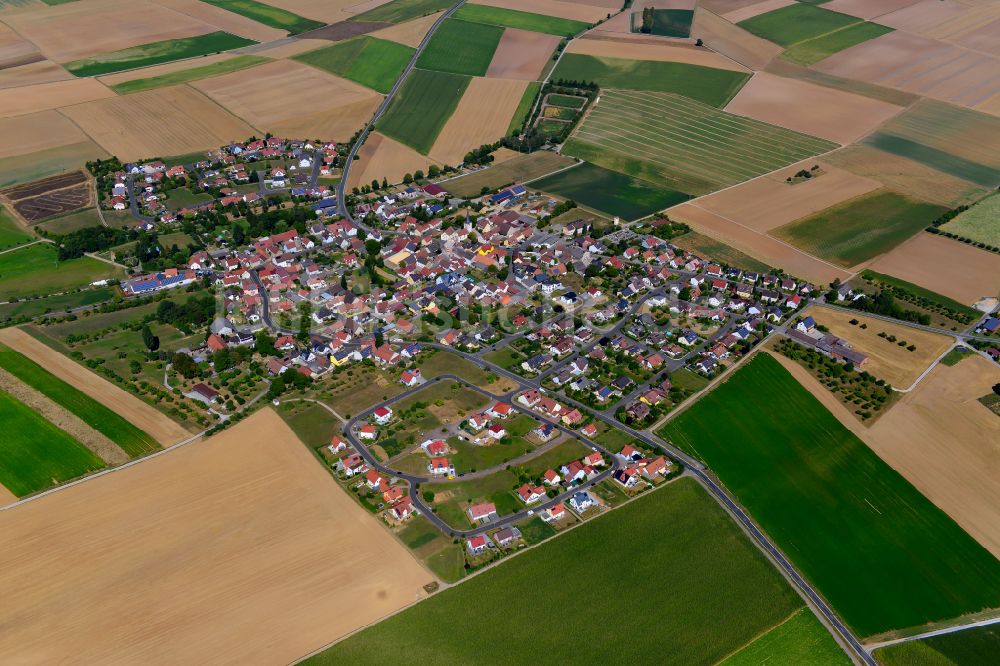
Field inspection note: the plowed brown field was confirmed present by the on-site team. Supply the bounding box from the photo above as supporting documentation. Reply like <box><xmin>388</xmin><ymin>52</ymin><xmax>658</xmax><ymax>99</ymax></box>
<box><xmin>486</xmin><ymin>28</ymin><xmax>560</xmax><ymax>80</ymax></box>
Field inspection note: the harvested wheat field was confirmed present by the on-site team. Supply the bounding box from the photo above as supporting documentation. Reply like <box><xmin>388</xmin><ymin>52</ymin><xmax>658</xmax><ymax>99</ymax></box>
<box><xmin>349</xmin><ymin>131</ymin><xmax>437</xmax><ymax>188</ymax></box>
<box><xmin>370</xmin><ymin>12</ymin><xmax>440</xmax><ymax>47</ymax></box>
<box><xmin>567</xmin><ymin>36</ymin><xmax>749</xmax><ymax>72</ymax></box>
<box><xmin>692</xmin><ymin>159</ymin><xmax>881</xmax><ymax>233</ymax></box>
<box><xmin>96</xmin><ymin>52</ymin><xmax>243</xmax><ymax>87</ymax></box>
<box><xmin>691</xmin><ymin>7</ymin><xmax>783</xmax><ymax>70</ymax></box>
<box><xmin>824</xmin><ymin>144</ymin><xmax>987</xmax><ymax>208</ymax></box>
<box><xmin>0</xmin><ymin>481</ymin><xmax>14</xmax><ymax>507</ymax></box>
<box><xmin>721</xmin><ymin>0</ymin><xmax>795</xmax><ymax>23</ymax></box>
<box><xmin>0</xmin><ymin>78</ymin><xmax>113</xmax><ymax>118</ymax></box>
<box><xmin>0</xmin><ymin>21</ymin><xmax>39</xmax><ymax>68</ymax></box>
<box><xmin>808</xmin><ymin>307</ymin><xmax>954</xmax><ymax>388</ymax></box>
<box><xmin>821</xmin><ymin>0</ymin><xmax>920</xmax><ymax>20</ymax></box>
<box><xmin>1</xmin><ymin>0</ymin><xmax>213</xmax><ymax>63</ymax></box>
<box><xmin>486</xmin><ymin>28</ymin><xmax>560</xmax><ymax>80</ymax></box>
<box><xmin>192</xmin><ymin>59</ymin><xmax>380</xmax><ymax>141</ymax></box>
<box><xmin>150</xmin><ymin>0</ymin><xmax>287</xmax><ymax>42</ymax></box>
<box><xmin>0</xmin><ymin>409</ymin><xmax>432</xmax><ymax>664</ymax></box>
<box><xmin>876</xmin><ymin>0</ymin><xmax>969</xmax><ymax>36</ymax></box>
<box><xmin>867</xmin><ymin>233</ymin><xmax>1000</xmax><ymax>304</ymax></box>
<box><xmin>470</xmin><ymin>0</ymin><xmax>610</xmax><ymax>22</ymax></box>
<box><xmin>0</xmin><ymin>328</ymin><xmax>189</xmax><ymax>445</ymax></box>
<box><xmin>866</xmin><ymin>356</ymin><xmax>1000</xmax><ymax>559</ymax></box>
<box><xmin>0</xmin><ymin>110</ymin><xmax>92</xmax><ymax>159</ymax></box>
<box><xmin>261</xmin><ymin>0</ymin><xmax>384</xmax><ymax>23</ymax></box>
<box><xmin>666</xmin><ymin>202</ymin><xmax>851</xmax><ymax>284</ymax></box>
<box><xmin>0</xmin><ymin>59</ymin><xmax>72</xmax><ymax>90</ymax></box>
<box><xmin>725</xmin><ymin>72</ymin><xmax>903</xmax><ymax>144</ymax></box>
<box><xmin>60</xmin><ymin>85</ymin><xmax>255</xmax><ymax>161</ymax></box>
<box><xmin>430</xmin><ymin>77</ymin><xmax>528</xmax><ymax>165</ymax></box>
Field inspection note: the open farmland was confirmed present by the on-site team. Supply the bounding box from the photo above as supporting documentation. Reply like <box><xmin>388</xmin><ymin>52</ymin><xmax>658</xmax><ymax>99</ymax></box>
<box><xmin>737</xmin><ymin>3</ymin><xmax>862</xmax><ymax>46</ymax></box>
<box><xmin>454</xmin><ymin>3</ymin><xmax>589</xmax><ymax>35</ymax></box>
<box><xmin>378</xmin><ymin>68</ymin><xmax>471</xmax><ymax>154</ymax></box>
<box><xmin>151</xmin><ymin>0</ymin><xmax>288</xmax><ymax>42</ymax></box>
<box><xmin>781</xmin><ymin>21</ymin><xmax>893</xmax><ymax>66</ymax></box>
<box><xmin>347</xmin><ymin>131</ymin><xmax>438</xmax><ymax>188</ymax></box>
<box><xmin>0</xmin><ymin>78</ymin><xmax>114</xmax><ymax>118</ymax></box>
<box><xmin>941</xmin><ymin>192</ymin><xmax>1000</xmax><ymax>246</ymax></box>
<box><xmin>307</xmin><ymin>478</ymin><xmax>821</xmax><ymax>665</ymax></box>
<box><xmin>772</xmin><ymin>189</ymin><xmax>947</xmax><ymax>267</ymax></box>
<box><xmin>64</xmin><ymin>32</ymin><xmax>256</xmax><ymax>77</ymax></box>
<box><xmin>485</xmin><ymin>28</ymin><xmax>559</xmax><ymax>80</ymax></box>
<box><xmin>199</xmin><ymin>0</ymin><xmax>324</xmax><ymax>34</ymax></box>
<box><xmin>11</xmin><ymin>184</ymin><xmax>90</xmax><ymax>223</ymax></box>
<box><xmin>659</xmin><ymin>353</ymin><xmax>1000</xmax><ymax>638</ymax></box>
<box><xmin>531</xmin><ymin>161</ymin><xmax>689</xmax><ymax>221</ymax></box>
<box><xmin>0</xmin><ymin>207</ymin><xmax>31</xmax><ymax>250</ymax></box>
<box><xmin>564</xmin><ymin>89</ymin><xmax>837</xmax><ymax>195</ymax></box>
<box><xmin>350</xmin><ymin>0</ymin><xmax>452</xmax><ymax>24</ymax></box>
<box><xmin>59</xmin><ymin>85</ymin><xmax>255</xmax><ymax>161</ymax></box>
<box><xmin>429</xmin><ymin>77</ymin><xmax>528</xmax><ymax>165</ymax></box>
<box><xmin>369</xmin><ymin>12</ymin><xmax>439</xmax><ymax>47</ymax></box>
<box><xmin>566</xmin><ymin>36</ymin><xmax>750</xmax><ymax>72</ymax></box>
<box><xmin>103</xmin><ymin>55</ymin><xmax>269</xmax><ymax>94</ymax></box>
<box><xmin>469</xmin><ymin>0</ymin><xmax>612</xmax><ymax>23</ymax></box>
<box><xmin>295</xmin><ymin>36</ymin><xmax>414</xmax><ymax>94</ymax></box>
<box><xmin>552</xmin><ymin>53</ymin><xmax>749</xmax><ymax>107</ymax></box>
<box><xmin>1</xmin><ymin>171</ymin><xmax>87</xmax><ymax>201</ymax></box>
<box><xmin>694</xmin><ymin>6</ymin><xmax>783</xmax><ymax>70</ymax></box>
<box><xmin>0</xmin><ymin>59</ymin><xmax>72</xmax><ymax>90</ymax></box>
<box><xmin>0</xmin><ymin>243</ymin><xmax>120</xmax><ymax>299</ymax></box>
<box><xmin>416</xmin><ymin>18</ymin><xmax>503</xmax><ymax>76</ymax></box>
<box><xmin>0</xmin><ymin>409</ymin><xmax>432</xmax><ymax>663</ymax></box>
<box><xmin>721</xmin><ymin>608</ymin><xmax>850</xmax><ymax>666</ymax></box>
<box><xmin>0</xmin><ymin>111</ymin><xmax>109</xmax><ymax>188</ymax></box>
<box><xmin>875</xmin><ymin>624</ymin><xmax>1000</xmax><ymax>666</ymax></box>
<box><xmin>440</xmin><ymin>150</ymin><xmax>575</xmax><ymax>197</ymax></box>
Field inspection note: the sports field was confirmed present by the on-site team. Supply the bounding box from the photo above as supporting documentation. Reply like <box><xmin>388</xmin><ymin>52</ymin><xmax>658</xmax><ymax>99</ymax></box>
<box><xmin>378</xmin><ymin>69</ymin><xmax>471</xmax><ymax>153</ymax></box>
<box><xmin>564</xmin><ymin>89</ymin><xmax>837</xmax><ymax>195</ymax></box>
<box><xmin>552</xmin><ymin>53</ymin><xmax>749</xmax><ymax>107</ymax></box>
<box><xmin>781</xmin><ymin>21</ymin><xmax>893</xmax><ymax>66</ymax></box>
<box><xmin>200</xmin><ymin>0</ymin><xmax>324</xmax><ymax>34</ymax></box>
<box><xmin>0</xmin><ymin>243</ymin><xmax>121</xmax><ymax>300</ymax></box>
<box><xmin>107</xmin><ymin>55</ymin><xmax>268</xmax><ymax>94</ymax></box>
<box><xmin>64</xmin><ymin>32</ymin><xmax>256</xmax><ymax>77</ymax></box>
<box><xmin>453</xmin><ymin>3</ymin><xmax>589</xmax><ymax>36</ymax></box>
<box><xmin>659</xmin><ymin>353</ymin><xmax>1000</xmax><ymax>638</ymax></box>
<box><xmin>306</xmin><ymin>477</ymin><xmax>824</xmax><ymax>665</ymax></box>
<box><xmin>941</xmin><ymin>192</ymin><xmax>1000</xmax><ymax>246</ymax></box>
<box><xmin>738</xmin><ymin>3</ymin><xmax>861</xmax><ymax>46</ymax></box>
<box><xmin>0</xmin><ymin>389</ymin><xmax>103</xmax><ymax>497</ymax></box>
<box><xmin>531</xmin><ymin>161</ymin><xmax>689</xmax><ymax>220</ymax></box>
<box><xmin>772</xmin><ymin>190</ymin><xmax>947</xmax><ymax>267</ymax></box>
<box><xmin>415</xmin><ymin>18</ymin><xmax>503</xmax><ymax>76</ymax></box>
<box><xmin>0</xmin><ymin>345</ymin><xmax>158</xmax><ymax>457</ymax></box>
<box><xmin>295</xmin><ymin>36</ymin><xmax>415</xmax><ymax>94</ymax></box>
<box><xmin>875</xmin><ymin>624</ymin><xmax>1000</xmax><ymax>665</ymax></box>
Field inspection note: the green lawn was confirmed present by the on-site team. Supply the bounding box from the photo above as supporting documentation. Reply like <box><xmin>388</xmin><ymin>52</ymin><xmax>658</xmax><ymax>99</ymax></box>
<box><xmin>199</xmin><ymin>0</ymin><xmax>323</xmax><ymax>34</ymax></box>
<box><xmin>941</xmin><ymin>191</ymin><xmax>1000</xmax><ymax>246</ymax></box>
<box><xmin>378</xmin><ymin>68</ymin><xmax>470</xmax><ymax>153</ymax></box>
<box><xmin>415</xmin><ymin>18</ymin><xmax>503</xmax><ymax>76</ymax></box>
<box><xmin>531</xmin><ymin>160</ymin><xmax>689</xmax><ymax>220</ymax></box>
<box><xmin>450</xmin><ymin>436</ymin><xmax>533</xmax><ymax>472</ymax></box>
<box><xmin>782</xmin><ymin>21</ymin><xmax>893</xmax><ymax>66</ymax></box>
<box><xmin>109</xmin><ymin>55</ymin><xmax>268</xmax><ymax>94</ymax></box>
<box><xmin>773</xmin><ymin>190</ymin><xmax>947</xmax><ymax>267</ymax></box>
<box><xmin>0</xmin><ymin>207</ymin><xmax>32</xmax><ymax>251</ymax></box>
<box><xmin>0</xmin><ymin>287</ymin><xmax>115</xmax><ymax>323</ymax></box>
<box><xmin>164</xmin><ymin>187</ymin><xmax>214</xmax><ymax>210</ymax></box>
<box><xmin>277</xmin><ymin>400</ymin><xmax>339</xmax><ymax>449</ymax></box>
<box><xmin>0</xmin><ymin>389</ymin><xmax>104</xmax><ymax>497</ymax></box>
<box><xmin>0</xmin><ymin>243</ymin><xmax>121</xmax><ymax>300</ymax></box>
<box><xmin>295</xmin><ymin>36</ymin><xmax>414</xmax><ymax>94</ymax></box>
<box><xmin>721</xmin><ymin>608</ymin><xmax>849</xmax><ymax>666</ymax></box>
<box><xmin>547</xmin><ymin>93</ymin><xmax>585</xmax><ymax>109</ymax></box>
<box><xmin>738</xmin><ymin>4</ymin><xmax>860</xmax><ymax>47</ymax></box>
<box><xmin>36</xmin><ymin>209</ymin><xmax>103</xmax><ymax>235</ymax></box>
<box><xmin>507</xmin><ymin>81</ymin><xmax>539</xmax><ymax>135</ymax></box>
<box><xmin>453</xmin><ymin>3</ymin><xmax>589</xmax><ymax>36</ymax></box>
<box><xmin>659</xmin><ymin>353</ymin><xmax>1000</xmax><ymax>638</ymax></box>
<box><xmin>0</xmin><ymin>344</ymin><xmax>160</xmax><ymax>457</ymax></box>
<box><xmin>552</xmin><ymin>53</ymin><xmax>749</xmax><ymax>107</ymax></box>
<box><xmin>875</xmin><ymin>625</ymin><xmax>1000</xmax><ymax>665</ymax></box>
<box><xmin>306</xmin><ymin>477</ymin><xmax>806</xmax><ymax>665</ymax></box>
<box><xmin>350</xmin><ymin>0</ymin><xmax>452</xmax><ymax>23</ymax></box>
<box><xmin>65</xmin><ymin>32</ymin><xmax>256</xmax><ymax>77</ymax></box>
<box><xmin>428</xmin><ymin>467</ymin><xmax>519</xmax><ymax>529</ymax></box>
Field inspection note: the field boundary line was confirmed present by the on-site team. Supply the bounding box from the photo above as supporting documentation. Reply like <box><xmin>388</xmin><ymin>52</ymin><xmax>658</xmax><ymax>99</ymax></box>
<box><xmin>711</xmin><ymin>607</ymin><xmax>805</xmax><ymax>665</ymax></box>
<box><xmin>522</xmin><ymin>157</ymin><xmax>583</xmax><ymax>185</ymax></box>
<box><xmin>0</xmin><ymin>238</ymin><xmax>50</xmax><ymax>256</ymax></box>
<box><xmin>867</xmin><ymin>613</ymin><xmax>1000</xmax><ymax>651</ymax></box>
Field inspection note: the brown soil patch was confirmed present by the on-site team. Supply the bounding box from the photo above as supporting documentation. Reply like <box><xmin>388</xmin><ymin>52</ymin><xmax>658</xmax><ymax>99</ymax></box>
<box><xmin>1</xmin><ymin>171</ymin><xmax>87</xmax><ymax>201</ymax></box>
<box><xmin>151</xmin><ymin>0</ymin><xmax>287</xmax><ymax>42</ymax></box>
<box><xmin>721</xmin><ymin>0</ymin><xmax>795</xmax><ymax>23</ymax></box>
<box><xmin>0</xmin><ymin>367</ymin><xmax>128</xmax><ymax>465</ymax></box>
<box><xmin>429</xmin><ymin>76</ymin><xmax>528</xmax><ymax>165</ymax></box>
<box><xmin>691</xmin><ymin>158</ymin><xmax>881</xmax><ymax>233</ymax></box>
<box><xmin>666</xmin><ymin>201</ymin><xmax>852</xmax><ymax>284</ymax></box>
<box><xmin>1</xmin><ymin>0</ymin><xmax>214</xmax><ymax>63</ymax></box>
<box><xmin>0</xmin><ymin>21</ymin><xmax>39</xmax><ymax>69</ymax></box>
<box><xmin>0</xmin><ymin>59</ymin><xmax>71</xmax><ymax>90</ymax></box>
<box><xmin>823</xmin><ymin>144</ymin><xmax>987</xmax><ymax>208</ymax></box>
<box><xmin>866</xmin><ymin>356</ymin><xmax>1000</xmax><ymax>559</ymax></box>
<box><xmin>0</xmin><ymin>328</ymin><xmax>190</xmax><ymax>445</ymax></box>
<box><xmin>866</xmin><ymin>232</ymin><xmax>1000</xmax><ymax>304</ymax></box>
<box><xmin>876</xmin><ymin>0</ymin><xmax>970</xmax><ymax>36</ymax></box>
<box><xmin>470</xmin><ymin>0</ymin><xmax>610</xmax><ymax>23</ymax></box>
<box><xmin>12</xmin><ymin>184</ymin><xmax>91</xmax><ymax>222</ymax></box>
<box><xmin>567</xmin><ymin>35</ymin><xmax>749</xmax><ymax>72</ymax></box>
<box><xmin>370</xmin><ymin>12</ymin><xmax>440</xmax><ymax>47</ymax></box>
<box><xmin>486</xmin><ymin>28</ymin><xmax>560</xmax><ymax>81</ymax></box>
<box><xmin>0</xmin><ymin>481</ymin><xmax>14</xmax><ymax>506</ymax></box>
<box><xmin>0</xmin><ymin>78</ymin><xmax>114</xmax><ymax>119</ymax></box>
<box><xmin>299</xmin><ymin>20</ymin><xmax>392</xmax><ymax>41</ymax></box>
<box><xmin>725</xmin><ymin>72</ymin><xmax>904</xmax><ymax>144</ymax></box>
<box><xmin>820</xmin><ymin>0</ymin><xmax>920</xmax><ymax>20</ymax></box>
<box><xmin>59</xmin><ymin>85</ymin><xmax>256</xmax><ymax>162</ymax></box>
<box><xmin>0</xmin><ymin>409</ymin><xmax>432</xmax><ymax>663</ymax></box>
<box><xmin>348</xmin><ymin>131</ymin><xmax>437</xmax><ymax>188</ymax></box>
<box><xmin>191</xmin><ymin>59</ymin><xmax>380</xmax><ymax>141</ymax></box>
<box><xmin>691</xmin><ymin>7</ymin><xmax>783</xmax><ymax>70</ymax></box>
<box><xmin>806</xmin><ymin>306</ymin><xmax>954</xmax><ymax>388</ymax></box>
<box><xmin>0</xmin><ymin>110</ymin><xmax>91</xmax><ymax>160</ymax></box>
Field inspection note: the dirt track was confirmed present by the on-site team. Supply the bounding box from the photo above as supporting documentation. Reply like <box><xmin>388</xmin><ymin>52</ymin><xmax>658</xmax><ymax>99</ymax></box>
<box><xmin>0</xmin><ymin>409</ymin><xmax>432</xmax><ymax>663</ymax></box>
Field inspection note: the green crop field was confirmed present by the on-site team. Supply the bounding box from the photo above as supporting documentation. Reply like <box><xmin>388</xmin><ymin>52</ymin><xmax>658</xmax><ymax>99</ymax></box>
<box><xmin>507</xmin><ymin>81</ymin><xmax>539</xmax><ymax>135</ymax></box>
<box><xmin>0</xmin><ymin>207</ymin><xmax>32</xmax><ymax>251</ymax></box>
<box><xmin>722</xmin><ymin>608</ymin><xmax>850</xmax><ymax>666</ymax></box>
<box><xmin>659</xmin><ymin>353</ymin><xmax>1000</xmax><ymax>638</ymax></box>
<box><xmin>65</xmin><ymin>32</ymin><xmax>256</xmax><ymax>77</ymax></box>
<box><xmin>307</xmin><ymin>478</ymin><xmax>812</xmax><ymax>665</ymax></box>
<box><xmin>941</xmin><ymin>192</ymin><xmax>1000</xmax><ymax>246</ymax></box>
<box><xmin>782</xmin><ymin>22</ymin><xmax>893</xmax><ymax>66</ymax></box>
<box><xmin>547</xmin><ymin>93</ymin><xmax>585</xmax><ymax>109</ymax></box>
<box><xmin>295</xmin><ymin>36</ymin><xmax>414</xmax><ymax>94</ymax></box>
<box><xmin>646</xmin><ymin>9</ymin><xmax>694</xmax><ymax>37</ymax></box>
<box><xmin>109</xmin><ymin>55</ymin><xmax>268</xmax><ymax>94</ymax></box>
<box><xmin>531</xmin><ymin>161</ymin><xmax>689</xmax><ymax>220</ymax></box>
<box><xmin>738</xmin><ymin>4</ymin><xmax>861</xmax><ymax>47</ymax></box>
<box><xmin>453</xmin><ymin>3</ymin><xmax>589</xmax><ymax>36</ymax></box>
<box><xmin>773</xmin><ymin>190</ymin><xmax>947</xmax><ymax>267</ymax></box>
<box><xmin>0</xmin><ymin>389</ymin><xmax>104</xmax><ymax>497</ymax></box>
<box><xmin>416</xmin><ymin>18</ymin><xmax>503</xmax><ymax>76</ymax></box>
<box><xmin>378</xmin><ymin>69</ymin><xmax>471</xmax><ymax>153</ymax></box>
<box><xmin>200</xmin><ymin>0</ymin><xmax>323</xmax><ymax>34</ymax></box>
<box><xmin>0</xmin><ymin>243</ymin><xmax>121</xmax><ymax>300</ymax></box>
<box><xmin>875</xmin><ymin>625</ymin><xmax>1000</xmax><ymax>665</ymax></box>
<box><xmin>564</xmin><ymin>89</ymin><xmax>837</xmax><ymax>195</ymax></box>
<box><xmin>0</xmin><ymin>345</ymin><xmax>159</xmax><ymax>457</ymax></box>
<box><xmin>350</xmin><ymin>0</ymin><xmax>452</xmax><ymax>23</ymax></box>
<box><xmin>552</xmin><ymin>53</ymin><xmax>749</xmax><ymax>106</ymax></box>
